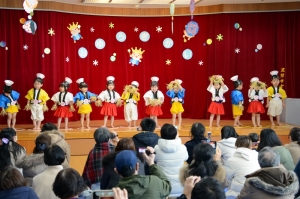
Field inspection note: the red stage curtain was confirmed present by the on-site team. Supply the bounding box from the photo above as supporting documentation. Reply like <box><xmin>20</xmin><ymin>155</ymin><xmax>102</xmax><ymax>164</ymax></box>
<box><xmin>0</xmin><ymin>9</ymin><xmax>299</xmax><ymax>124</ymax></box>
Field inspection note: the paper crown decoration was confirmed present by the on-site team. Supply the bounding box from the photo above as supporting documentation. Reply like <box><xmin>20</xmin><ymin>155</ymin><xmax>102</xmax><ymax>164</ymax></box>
<box><xmin>76</xmin><ymin>78</ymin><xmax>84</xmax><ymax>84</ymax></box>
<box><xmin>65</xmin><ymin>77</ymin><xmax>72</xmax><ymax>84</ymax></box>
<box><xmin>36</xmin><ymin>73</ymin><xmax>45</xmax><ymax>79</ymax></box>
<box><xmin>250</xmin><ymin>77</ymin><xmax>259</xmax><ymax>83</ymax></box>
<box><xmin>151</xmin><ymin>76</ymin><xmax>159</xmax><ymax>82</ymax></box>
<box><xmin>67</xmin><ymin>22</ymin><xmax>80</xmax><ymax>31</ymax></box>
<box><xmin>107</xmin><ymin>76</ymin><xmax>115</xmax><ymax>82</ymax></box>
<box><xmin>131</xmin><ymin>81</ymin><xmax>139</xmax><ymax>87</ymax></box>
<box><xmin>131</xmin><ymin>47</ymin><xmax>145</xmax><ymax>55</ymax></box>
<box><xmin>4</xmin><ymin>80</ymin><xmax>14</xmax><ymax>86</ymax></box>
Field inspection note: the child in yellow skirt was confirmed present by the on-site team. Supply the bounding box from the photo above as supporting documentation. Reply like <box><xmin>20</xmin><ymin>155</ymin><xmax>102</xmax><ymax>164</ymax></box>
<box><xmin>166</xmin><ymin>79</ymin><xmax>185</xmax><ymax>128</ymax></box>
<box><xmin>230</xmin><ymin>75</ymin><xmax>244</xmax><ymax>127</ymax></box>
<box><xmin>74</xmin><ymin>78</ymin><xmax>97</xmax><ymax>129</ymax></box>
<box><xmin>0</xmin><ymin>80</ymin><xmax>20</xmax><ymax>130</ymax></box>
<box><xmin>25</xmin><ymin>73</ymin><xmax>50</xmax><ymax>130</ymax></box>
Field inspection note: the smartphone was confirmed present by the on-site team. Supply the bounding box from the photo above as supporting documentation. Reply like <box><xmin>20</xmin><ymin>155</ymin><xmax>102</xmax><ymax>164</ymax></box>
<box><xmin>138</xmin><ymin>147</ymin><xmax>146</xmax><ymax>153</ymax></box>
<box><xmin>93</xmin><ymin>190</ymin><xmax>114</xmax><ymax>199</ymax></box>
<box><xmin>207</xmin><ymin>131</ymin><xmax>212</xmax><ymax>141</ymax></box>
<box><xmin>208</xmin><ymin>141</ymin><xmax>217</xmax><ymax>149</ymax></box>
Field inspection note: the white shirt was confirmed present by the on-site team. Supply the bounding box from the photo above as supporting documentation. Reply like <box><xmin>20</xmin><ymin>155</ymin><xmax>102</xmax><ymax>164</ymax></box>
<box><xmin>248</xmin><ymin>89</ymin><xmax>268</xmax><ymax>103</ymax></box>
<box><xmin>34</xmin><ymin>90</ymin><xmax>39</xmax><ymax>100</ymax></box>
<box><xmin>207</xmin><ymin>85</ymin><xmax>229</xmax><ymax>102</ymax></box>
<box><xmin>98</xmin><ymin>90</ymin><xmax>120</xmax><ymax>102</ymax></box>
<box><xmin>51</xmin><ymin>92</ymin><xmax>74</xmax><ymax>105</ymax></box>
<box><xmin>143</xmin><ymin>90</ymin><xmax>164</xmax><ymax>106</ymax></box>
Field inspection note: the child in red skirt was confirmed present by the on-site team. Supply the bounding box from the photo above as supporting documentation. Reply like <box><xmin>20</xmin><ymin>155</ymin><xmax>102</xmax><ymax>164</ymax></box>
<box><xmin>143</xmin><ymin>76</ymin><xmax>164</xmax><ymax>128</ymax></box>
<box><xmin>207</xmin><ymin>75</ymin><xmax>229</xmax><ymax>127</ymax></box>
<box><xmin>51</xmin><ymin>77</ymin><xmax>75</xmax><ymax>129</ymax></box>
<box><xmin>247</xmin><ymin>77</ymin><xmax>267</xmax><ymax>127</ymax></box>
<box><xmin>98</xmin><ymin>76</ymin><xmax>121</xmax><ymax>128</ymax></box>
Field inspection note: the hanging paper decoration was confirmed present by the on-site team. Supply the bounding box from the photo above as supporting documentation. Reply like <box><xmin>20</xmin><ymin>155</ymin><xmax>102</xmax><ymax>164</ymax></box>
<box><xmin>190</xmin><ymin>0</ymin><xmax>195</xmax><ymax>20</ymax></box>
<box><xmin>22</xmin><ymin>20</ymin><xmax>37</xmax><ymax>35</ymax></box>
<box><xmin>128</xmin><ymin>47</ymin><xmax>145</xmax><ymax>66</ymax></box>
<box><xmin>23</xmin><ymin>0</ymin><xmax>38</xmax><ymax>15</ymax></box>
<box><xmin>67</xmin><ymin>22</ymin><xmax>83</xmax><ymax>43</ymax></box>
<box><xmin>170</xmin><ymin>3</ymin><xmax>175</xmax><ymax>34</ymax></box>
<box><xmin>183</xmin><ymin>21</ymin><xmax>199</xmax><ymax>42</ymax></box>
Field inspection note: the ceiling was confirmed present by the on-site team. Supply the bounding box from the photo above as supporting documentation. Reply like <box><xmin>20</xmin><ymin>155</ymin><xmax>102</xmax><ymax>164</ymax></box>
<box><xmin>38</xmin><ymin>0</ymin><xmax>300</xmax><ymax>8</ymax></box>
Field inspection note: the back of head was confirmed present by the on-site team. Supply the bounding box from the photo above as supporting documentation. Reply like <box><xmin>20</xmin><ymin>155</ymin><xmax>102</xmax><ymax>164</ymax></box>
<box><xmin>257</xmin><ymin>128</ymin><xmax>282</xmax><ymax>151</ymax></box>
<box><xmin>191</xmin><ymin>177</ymin><xmax>226</xmax><ymax>199</ymax></box>
<box><xmin>115</xmin><ymin>150</ymin><xmax>137</xmax><ymax>177</ymax></box>
<box><xmin>221</xmin><ymin>126</ymin><xmax>238</xmax><ymax>139</ymax></box>
<box><xmin>33</xmin><ymin>133</ymin><xmax>52</xmax><ymax>154</ymax></box>
<box><xmin>115</xmin><ymin>138</ymin><xmax>135</xmax><ymax>152</ymax></box>
<box><xmin>248</xmin><ymin>132</ymin><xmax>259</xmax><ymax>142</ymax></box>
<box><xmin>235</xmin><ymin>136</ymin><xmax>252</xmax><ymax>149</ymax></box>
<box><xmin>53</xmin><ymin>168</ymin><xmax>87</xmax><ymax>199</ymax></box>
<box><xmin>258</xmin><ymin>147</ymin><xmax>280</xmax><ymax>168</ymax></box>
<box><xmin>289</xmin><ymin>127</ymin><xmax>300</xmax><ymax>145</ymax></box>
<box><xmin>93</xmin><ymin>128</ymin><xmax>110</xmax><ymax>144</ymax></box>
<box><xmin>44</xmin><ymin>145</ymin><xmax>65</xmax><ymax>166</ymax></box>
<box><xmin>140</xmin><ymin>118</ymin><xmax>156</xmax><ymax>132</ymax></box>
<box><xmin>190</xmin><ymin>122</ymin><xmax>206</xmax><ymax>140</ymax></box>
<box><xmin>160</xmin><ymin>123</ymin><xmax>177</xmax><ymax>140</ymax></box>
<box><xmin>0</xmin><ymin>167</ymin><xmax>27</xmax><ymax>191</ymax></box>
<box><xmin>41</xmin><ymin>122</ymin><xmax>58</xmax><ymax>132</ymax></box>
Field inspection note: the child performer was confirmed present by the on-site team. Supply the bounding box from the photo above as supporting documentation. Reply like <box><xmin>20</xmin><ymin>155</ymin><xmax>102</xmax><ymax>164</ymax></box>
<box><xmin>166</xmin><ymin>79</ymin><xmax>185</xmax><ymax>128</ymax></box>
<box><xmin>247</xmin><ymin>77</ymin><xmax>268</xmax><ymax>127</ymax></box>
<box><xmin>25</xmin><ymin>73</ymin><xmax>50</xmax><ymax>130</ymax></box>
<box><xmin>98</xmin><ymin>76</ymin><xmax>121</xmax><ymax>128</ymax></box>
<box><xmin>143</xmin><ymin>76</ymin><xmax>164</xmax><ymax>128</ymax></box>
<box><xmin>230</xmin><ymin>75</ymin><xmax>244</xmax><ymax>127</ymax></box>
<box><xmin>121</xmin><ymin>81</ymin><xmax>140</xmax><ymax>127</ymax></box>
<box><xmin>74</xmin><ymin>78</ymin><xmax>97</xmax><ymax>129</ymax></box>
<box><xmin>51</xmin><ymin>77</ymin><xmax>75</xmax><ymax>129</ymax></box>
<box><xmin>207</xmin><ymin>75</ymin><xmax>229</xmax><ymax>127</ymax></box>
<box><xmin>0</xmin><ymin>80</ymin><xmax>20</xmax><ymax>130</ymax></box>
<box><xmin>266</xmin><ymin>70</ymin><xmax>287</xmax><ymax>126</ymax></box>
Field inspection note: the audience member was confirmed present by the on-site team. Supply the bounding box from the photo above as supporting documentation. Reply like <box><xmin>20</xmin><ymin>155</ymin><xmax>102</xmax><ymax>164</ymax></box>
<box><xmin>82</xmin><ymin>127</ymin><xmax>115</xmax><ymax>190</ymax></box>
<box><xmin>225</xmin><ymin>136</ymin><xmax>261</xmax><ymax>198</ymax></box>
<box><xmin>237</xmin><ymin>147</ymin><xmax>299</xmax><ymax>199</ymax></box>
<box><xmin>258</xmin><ymin>128</ymin><xmax>295</xmax><ymax>170</ymax></box>
<box><xmin>185</xmin><ymin>122</ymin><xmax>207</xmax><ymax>164</ymax></box>
<box><xmin>109</xmin><ymin>131</ymin><xmax>119</xmax><ymax>146</ymax></box>
<box><xmin>116</xmin><ymin>149</ymin><xmax>171</xmax><ymax>199</ymax></box>
<box><xmin>112</xmin><ymin>187</ymin><xmax>128</xmax><ymax>199</ymax></box>
<box><xmin>32</xmin><ymin>145</ymin><xmax>65</xmax><ymax>199</ymax></box>
<box><xmin>16</xmin><ymin>133</ymin><xmax>51</xmax><ymax>186</ymax></box>
<box><xmin>294</xmin><ymin>160</ymin><xmax>300</xmax><ymax>198</ymax></box>
<box><xmin>0</xmin><ymin>167</ymin><xmax>39</xmax><ymax>199</ymax></box>
<box><xmin>217</xmin><ymin>126</ymin><xmax>239</xmax><ymax>165</ymax></box>
<box><xmin>154</xmin><ymin>123</ymin><xmax>188</xmax><ymax>197</ymax></box>
<box><xmin>41</xmin><ymin>122</ymin><xmax>58</xmax><ymax>132</ymax></box>
<box><xmin>248</xmin><ymin>132</ymin><xmax>259</xmax><ymax>150</ymax></box>
<box><xmin>284</xmin><ymin>127</ymin><xmax>300</xmax><ymax>165</ymax></box>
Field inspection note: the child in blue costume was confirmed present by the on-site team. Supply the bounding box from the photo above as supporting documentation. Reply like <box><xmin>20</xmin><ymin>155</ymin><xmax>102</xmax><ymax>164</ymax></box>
<box><xmin>230</xmin><ymin>75</ymin><xmax>244</xmax><ymax>126</ymax></box>
<box><xmin>0</xmin><ymin>80</ymin><xmax>20</xmax><ymax>130</ymax></box>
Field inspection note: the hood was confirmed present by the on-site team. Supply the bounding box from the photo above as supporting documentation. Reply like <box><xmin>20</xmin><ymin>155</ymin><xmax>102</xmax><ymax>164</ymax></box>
<box><xmin>157</xmin><ymin>138</ymin><xmax>182</xmax><ymax>153</ymax></box>
<box><xmin>118</xmin><ymin>175</ymin><xmax>150</xmax><ymax>199</ymax></box>
<box><xmin>15</xmin><ymin>153</ymin><xmax>44</xmax><ymax>168</ymax></box>
<box><xmin>102</xmin><ymin>151</ymin><xmax>118</xmax><ymax>168</ymax></box>
<box><xmin>234</xmin><ymin>147</ymin><xmax>258</xmax><ymax>161</ymax></box>
<box><xmin>218</xmin><ymin>137</ymin><xmax>237</xmax><ymax>148</ymax></box>
<box><xmin>42</xmin><ymin>130</ymin><xmax>65</xmax><ymax>144</ymax></box>
<box><xmin>132</xmin><ymin>132</ymin><xmax>159</xmax><ymax>147</ymax></box>
<box><xmin>246</xmin><ymin>167</ymin><xmax>299</xmax><ymax>196</ymax></box>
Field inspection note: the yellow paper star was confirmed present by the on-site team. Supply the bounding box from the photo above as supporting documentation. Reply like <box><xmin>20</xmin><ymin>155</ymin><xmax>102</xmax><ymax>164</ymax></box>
<box><xmin>216</xmin><ymin>34</ymin><xmax>223</xmax><ymax>41</ymax></box>
<box><xmin>166</xmin><ymin>59</ymin><xmax>171</xmax><ymax>65</ymax></box>
<box><xmin>48</xmin><ymin>28</ymin><xmax>55</xmax><ymax>36</ymax></box>
<box><xmin>109</xmin><ymin>22</ymin><xmax>114</xmax><ymax>29</ymax></box>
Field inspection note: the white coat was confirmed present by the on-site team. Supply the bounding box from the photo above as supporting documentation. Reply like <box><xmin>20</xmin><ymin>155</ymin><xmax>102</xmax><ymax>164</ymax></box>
<box><xmin>217</xmin><ymin>137</ymin><xmax>237</xmax><ymax>165</ymax></box>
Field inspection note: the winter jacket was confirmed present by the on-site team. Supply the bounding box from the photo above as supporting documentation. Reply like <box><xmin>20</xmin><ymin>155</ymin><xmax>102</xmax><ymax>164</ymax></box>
<box><xmin>237</xmin><ymin>166</ymin><xmax>299</xmax><ymax>199</ymax></box>
<box><xmin>217</xmin><ymin>137</ymin><xmax>237</xmax><ymax>165</ymax></box>
<box><xmin>273</xmin><ymin>146</ymin><xmax>295</xmax><ymax>171</ymax></box>
<box><xmin>117</xmin><ymin>164</ymin><xmax>171</xmax><ymax>199</ymax></box>
<box><xmin>0</xmin><ymin>186</ymin><xmax>39</xmax><ymax>199</ymax></box>
<box><xmin>101</xmin><ymin>152</ymin><xmax>121</xmax><ymax>189</ymax></box>
<box><xmin>284</xmin><ymin>141</ymin><xmax>300</xmax><ymax>166</ymax></box>
<box><xmin>154</xmin><ymin>138</ymin><xmax>188</xmax><ymax>197</ymax></box>
<box><xmin>132</xmin><ymin>131</ymin><xmax>159</xmax><ymax>175</ymax></box>
<box><xmin>184</xmin><ymin>138</ymin><xmax>207</xmax><ymax>164</ymax></box>
<box><xmin>15</xmin><ymin>153</ymin><xmax>47</xmax><ymax>187</ymax></box>
<box><xmin>225</xmin><ymin>147</ymin><xmax>261</xmax><ymax>198</ymax></box>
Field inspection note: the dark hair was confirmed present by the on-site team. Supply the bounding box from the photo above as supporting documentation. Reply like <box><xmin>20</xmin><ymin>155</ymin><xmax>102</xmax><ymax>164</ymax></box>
<box><xmin>79</xmin><ymin>82</ymin><xmax>88</xmax><ymax>88</ymax></box>
<box><xmin>188</xmin><ymin>143</ymin><xmax>218</xmax><ymax>178</ymax></box>
<box><xmin>106</xmin><ymin>80</ymin><xmax>115</xmax><ymax>86</ymax></box>
<box><xmin>41</xmin><ymin>122</ymin><xmax>58</xmax><ymax>132</ymax></box>
<box><xmin>257</xmin><ymin>128</ymin><xmax>282</xmax><ymax>151</ymax></box>
<box><xmin>3</xmin><ymin>85</ymin><xmax>12</xmax><ymax>94</ymax></box>
<box><xmin>59</xmin><ymin>81</ymin><xmax>70</xmax><ymax>92</ymax></box>
<box><xmin>33</xmin><ymin>133</ymin><xmax>52</xmax><ymax>154</ymax></box>
<box><xmin>53</xmin><ymin>168</ymin><xmax>87</xmax><ymax>199</ymax></box>
<box><xmin>34</xmin><ymin>77</ymin><xmax>44</xmax><ymax>84</ymax></box>
<box><xmin>150</xmin><ymin>81</ymin><xmax>158</xmax><ymax>87</ymax></box>
<box><xmin>289</xmin><ymin>127</ymin><xmax>300</xmax><ymax>145</ymax></box>
<box><xmin>248</xmin><ymin>132</ymin><xmax>259</xmax><ymax>142</ymax></box>
<box><xmin>140</xmin><ymin>118</ymin><xmax>156</xmax><ymax>132</ymax></box>
<box><xmin>44</xmin><ymin>145</ymin><xmax>65</xmax><ymax>166</ymax></box>
<box><xmin>94</xmin><ymin>128</ymin><xmax>110</xmax><ymax>144</ymax></box>
<box><xmin>115</xmin><ymin>138</ymin><xmax>135</xmax><ymax>152</ymax></box>
<box><xmin>0</xmin><ymin>167</ymin><xmax>27</xmax><ymax>190</ymax></box>
<box><xmin>191</xmin><ymin>177</ymin><xmax>226</xmax><ymax>199</ymax></box>
<box><xmin>190</xmin><ymin>123</ymin><xmax>206</xmax><ymax>140</ymax></box>
<box><xmin>160</xmin><ymin>124</ymin><xmax>177</xmax><ymax>140</ymax></box>
<box><xmin>258</xmin><ymin>147</ymin><xmax>280</xmax><ymax>168</ymax></box>
<box><xmin>233</xmin><ymin>80</ymin><xmax>243</xmax><ymax>89</ymax></box>
<box><xmin>235</xmin><ymin>136</ymin><xmax>252</xmax><ymax>148</ymax></box>
<box><xmin>221</xmin><ymin>126</ymin><xmax>239</xmax><ymax>139</ymax></box>
<box><xmin>118</xmin><ymin>165</ymin><xmax>136</xmax><ymax>177</ymax></box>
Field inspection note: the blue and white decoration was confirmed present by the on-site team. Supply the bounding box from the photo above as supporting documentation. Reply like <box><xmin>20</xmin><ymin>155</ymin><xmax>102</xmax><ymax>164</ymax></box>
<box><xmin>95</xmin><ymin>38</ymin><xmax>106</xmax><ymax>49</ymax></box>
<box><xmin>182</xmin><ymin>49</ymin><xmax>193</xmax><ymax>60</ymax></box>
<box><xmin>116</xmin><ymin>31</ymin><xmax>126</xmax><ymax>42</ymax></box>
<box><xmin>139</xmin><ymin>31</ymin><xmax>150</xmax><ymax>42</ymax></box>
<box><xmin>78</xmin><ymin>47</ymin><xmax>88</xmax><ymax>58</ymax></box>
<box><xmin>163</xmin><ymin>38</ymin><xmax>174</xmax><ymax>49</ymax></box>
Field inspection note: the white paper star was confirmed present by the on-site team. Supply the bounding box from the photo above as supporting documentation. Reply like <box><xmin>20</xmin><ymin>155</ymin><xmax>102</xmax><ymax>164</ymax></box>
<box><xmin>66</xmin><ymin>57</ymin><xmax>69</xmax><ymax>62</ymax></box>
<box><xmin>134</xmin><ymin>27</ymin><xmax>139</xmax><ymax>32</ymax></box>
<box><xmin>93</xmin><ymin>60</ymin><xmax>98</xmax><ymax>66</ymax></box>
<box><xmin>235</xmin><ymin>48</ymin><xmax>240</xmax><ymax>53</ymax></box>
<box><xmin>48</xmin><ymin>28</ymin><xmax>55</xmax><ymax>36</ymax></box>
<box><xmin>156</xmin><ymin>26</ymin><xmax>162</xmax><ymax>33</ymax></box>
<box><xmin>23</xmin><ymin>45</ymin><xmax>28</xmax><ymax>50</ymax></box>
<box><xmin>198</xmin><ymin>60</ymin><xmax>204</xmax><ymax>65</ymax></box>
<box><xmin>90</xmin><ymin>27</ymin><xmax>95</xmax><ymax>32</ymax></box>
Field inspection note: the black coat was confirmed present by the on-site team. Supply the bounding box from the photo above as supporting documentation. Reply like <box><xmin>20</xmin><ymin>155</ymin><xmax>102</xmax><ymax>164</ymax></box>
<box><xmin>101</xmin><ymin>152</ymin><xmax>120</xmax><ymax>190</ymax></box>
<box><xmin>184</xmin><ymin>138</ymin><xmax>207</xmax><ymax>164</ymax></box>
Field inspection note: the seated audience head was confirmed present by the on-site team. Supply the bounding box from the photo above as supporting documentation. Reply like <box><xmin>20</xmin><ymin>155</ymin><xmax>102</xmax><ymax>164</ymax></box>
<box><xmin>248</xmin><ymin>132</ymin><xmax>259</xmax><ymax>142</ymax></box>
<box><xmin>33</xmin><ymin>133</ymin><xmax>52</xmax><ymax>154</ymax></box>
<box><xmin>289</xmin><ymin>127</ymin><xmax>300</xmax><ymax>145</ymax></box>
<box><xmin>44</xmin><ymin>145</ymin><xmax>65</xmax><ymax>166</ymax></box>
<box><xmin>188</xmin><ymin>143</ymin><xmax>217</xmax><ymax>178</ymax></box>
<box><xmin>257</xmin><ymin>128</ymin><xmax>282</xmax><ymax>151</ymax></box>
<box><xmin>93</xmin><ymin>127</ymin><xmax>110</xmax><ymax>145</ymax></box>
<box><xmin>190</xmin><ymin>122</ymin><xmax>206</xmax><ymax>140</ymax></box>
<box><xmin>41</xmin><ymin>122</ymin><xmax>58</xmax><ymax>132</ymax></box>
<box><xmin>191</xmin><ymin>177</ymin><xmax>226</xmax><ymax>199</ymax></box>
<box><xmin>140</xmin><ymin>118</ymin><xmax>156</xmax><ymax>132</ymax></box>
<box><xmin>53</xmin><ymin>168</ymin><xmax>87</xmax><ymax>199</ymax></box>
<box><xmin>115</xmin><ymin>138</ymin><xmax>136</xmax><ymax>152</ymax></box>
<box><xmin>115</xmin><ymin>150</ymin><xmax>137</xmax><ymax>177</ymax></box>
<box><xmin>160</xmin><ymin>123</ymin><xmax>178</xmax><ymax>140</ymax></box>
<box><xmin>0</xmin><ymin>167</ymin><xmax>27</xmax><ymax>191</ymax></box>
<box><xmin>235</xmin><ymin>136</ymin><xmax>252</xmax><ymax>149</ymax></box>
<box><xmin>221</xmin><ymin>126</ymin><xmax>238</xmax><ymax>139</ymax></box>
<box><xmin>258</xmin><ymin>147</ymin><xmax>280</xmax><ymax>168</ymax></box>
